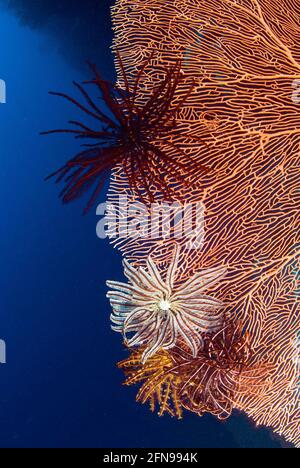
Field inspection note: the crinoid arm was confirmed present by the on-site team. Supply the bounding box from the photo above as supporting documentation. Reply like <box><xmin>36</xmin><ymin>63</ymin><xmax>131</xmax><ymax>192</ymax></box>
<box><xmin>42</xmin><ymin>53</ymin><xmax>209</xmax><ymax>212</ymax></box>
<box><xmin>107</xmin><ymin>245</ymin><xmax>227</xmax><ymax>363</ymax></box>
<box><xmin>118</xmin><ymin>348</ymin><xmax>183</xmax><ymax>419</ymax></box>
<box><xmin>117</xmin><ymin>321</ymin><xmax>273</xmax><ymax>421</ymax></box>
<box><xmin>174</xmin><ymin>321</ymin><xmax>274</xmax><ymax>420</ymax></box>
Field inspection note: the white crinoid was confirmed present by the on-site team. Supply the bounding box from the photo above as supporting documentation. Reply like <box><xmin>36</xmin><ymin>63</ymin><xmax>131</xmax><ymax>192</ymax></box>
<box><xmin>106</xmin><ymin>245</ymin><xmax>227</xmax><ymax>363</ymax></box>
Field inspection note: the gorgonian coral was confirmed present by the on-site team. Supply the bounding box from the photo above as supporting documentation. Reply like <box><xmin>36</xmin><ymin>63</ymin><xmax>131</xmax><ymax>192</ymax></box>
<box><xmin>109</xmin><ymin>0</ymin><xmax>300</xmax><ymax>446</ymax></box>
<box><xmin>42</xmin><ymin>53</ymin><xmax>208</xmax><ymax>213</ymax></box>
<box><xmin>107</xmin><ymin>244</ymin><xmax>226</xmax><ymax>362</ymax></box>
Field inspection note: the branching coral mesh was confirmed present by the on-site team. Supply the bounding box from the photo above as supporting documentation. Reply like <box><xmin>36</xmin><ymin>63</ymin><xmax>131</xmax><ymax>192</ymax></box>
<box><xmin>44</xmin><ymin>0</ymin><xmax>299</xmax><ymax>447</ymax></box>
<box><xmin>107</xmin><ymin>0</ymin><xmax>300</xmax><ymax>446</ymax></box>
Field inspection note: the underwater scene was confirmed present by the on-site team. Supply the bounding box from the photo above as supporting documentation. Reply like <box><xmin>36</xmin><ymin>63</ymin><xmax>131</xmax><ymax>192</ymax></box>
<box><xmin>0</xmin><ymin>0</ymin><xmax>299</xmax><ymax>450</ymax></box>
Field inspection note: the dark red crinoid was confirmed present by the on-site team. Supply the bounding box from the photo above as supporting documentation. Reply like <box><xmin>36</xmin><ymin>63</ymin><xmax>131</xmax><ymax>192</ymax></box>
<box><xmin>171</xmin><ymin>322</ymin><xmax>272</xmax><ymax>420</ymax></box>
<box><xmin>42</xmin><ymin>52</ymin><xmax>208</xmax><ymax>213</ymax></box>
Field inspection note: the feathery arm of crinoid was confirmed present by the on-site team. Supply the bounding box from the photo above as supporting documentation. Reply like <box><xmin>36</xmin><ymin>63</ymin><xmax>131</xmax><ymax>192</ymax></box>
<box><xmin>118</xmin><ymin>347</ymin><xmax>184</xmax><ymax>418</ymax></box>
<box><xmin>107</xmin><ymin>245</ymin><xmax>227</xmax><ymax>362</ymax></box>
<box><xmin>42</xmin><ymin>51</ymin><xmax>209</xmax><ymax>213</ymax></box>
<box><xmin>117</xmin><ymin>321</ymin><xmax>274</xmax><ymax>420</ymax></box>
<box><xmin>110</xmin><ymin>0</ymin><xmax>300</xmax><ymax>446</ymax></box>
<box><xmin>173</xmin><ymin>321</ymin><xmax>274</xmax><ymax>420</ymax></box>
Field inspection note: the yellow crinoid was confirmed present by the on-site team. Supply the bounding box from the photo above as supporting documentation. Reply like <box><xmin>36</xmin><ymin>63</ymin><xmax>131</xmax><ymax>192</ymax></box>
<box><xmin>118</xmin><ymin>347</ymin><xmax>184</xmax><ymax>418</ymax></box>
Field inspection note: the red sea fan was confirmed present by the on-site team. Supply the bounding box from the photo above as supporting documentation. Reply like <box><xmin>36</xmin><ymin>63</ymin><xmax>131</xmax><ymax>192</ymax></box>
<box><xmin>42</xmin><ymin>53</ymin><xmax>208</xmax><ymax>213</ymax></box>
<box><xmin>110</xmin><ymin>1</ymin><xmax>300</xmax><ymax>444</ymax></box>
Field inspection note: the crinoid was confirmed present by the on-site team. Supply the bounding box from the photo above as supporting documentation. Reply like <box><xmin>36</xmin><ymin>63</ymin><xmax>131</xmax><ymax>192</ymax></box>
<box><xmin>173</xmin><ymin>321</ymin><xmax>273</xmax><ymax>420</ymax></box>
<box><xmin>118</xmin><ymin>322</ymin><xmax>272</xmax><ymax>420</ymax></box>
<box><xmin>42</xmin><ymin>52</ymin><xmax>208</xmax><ymax>213</ymax></box>
<box><xmin>107</xmin><ymin>244</ymin><xmax>226</xmax><ymax>363</ymax></box>
<box><xmin>118</xmin><ymin>347</ymin><xmax>184</xmax><ymax>418</ymax></box>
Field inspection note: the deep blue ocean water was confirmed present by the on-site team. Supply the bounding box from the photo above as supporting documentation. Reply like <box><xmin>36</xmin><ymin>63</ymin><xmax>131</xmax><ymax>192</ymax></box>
<box><xmin>0</xmin><ymin>0</ymin><xmax>287</xmax><ymax>448</ymax></box>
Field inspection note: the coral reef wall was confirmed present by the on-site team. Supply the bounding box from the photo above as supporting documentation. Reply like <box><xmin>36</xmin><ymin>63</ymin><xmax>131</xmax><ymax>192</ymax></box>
<box><xmin>108</xmin><ymin>0</ymin><xmax>300</xmax><ymax>446</ymax></box>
